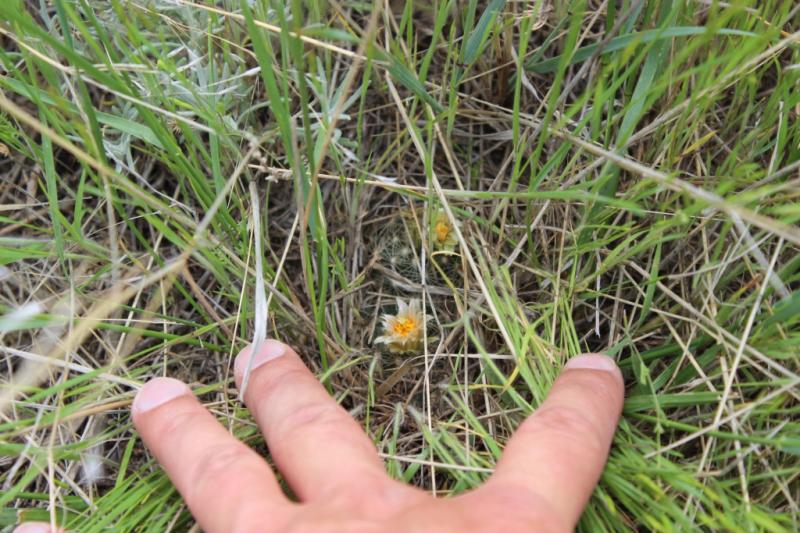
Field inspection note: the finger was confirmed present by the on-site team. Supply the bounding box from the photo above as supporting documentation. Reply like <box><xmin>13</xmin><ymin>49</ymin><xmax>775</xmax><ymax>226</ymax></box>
<box><xmin>132</xmin><ymin>377</ymin><xmax>293</xmax><ymax>533</ymax></box>
<box><xmin>486</xmin><ymin>354</ymin><xmax>624</xmax><ymax>528</ymax></box>
<box><xmin>235</xmin><ymin>341</ymin><xmax>396</xmax><ymax>502</ymax></box>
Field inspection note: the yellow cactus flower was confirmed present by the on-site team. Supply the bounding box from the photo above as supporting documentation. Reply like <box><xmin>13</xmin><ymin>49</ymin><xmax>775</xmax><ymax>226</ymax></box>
<box><xmin>374</xmin><ymin>298</ymin><xmax>430</xmax><ymax>354</ymax></box>
<box><xmin>432</xmin><ymin>210</ymin><xmax>459</xmax><ymax>252</ymax></box>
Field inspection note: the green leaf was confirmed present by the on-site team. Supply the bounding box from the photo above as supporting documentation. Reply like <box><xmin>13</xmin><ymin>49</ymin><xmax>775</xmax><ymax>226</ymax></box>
<box><xmin>762</xmin><ymin>290</ymin><xmax>800</xmax><ymax>329</ymax></box>
<box><xmin>378</xmin><ymin>49</ymin><xmax>443</xmax><ymax>112</ymax></box>
<box><xmin>2</xmin><ymin>77</ymin><xmax>164</xmax><ymax>149</ymax></box>
<box><xmin>527</xmin><ymin>27</ymin><xmax>757</xmax><ymax>73</ymax></box>
<box><xmin>460</xmin><ymin>0</ymin><xmax>505</xmax><ymax>67</ymax></box>
<box><xmin>624</xmin><ymin>392</ymin><xmax>720</xmax><ymax>413</ymax></box>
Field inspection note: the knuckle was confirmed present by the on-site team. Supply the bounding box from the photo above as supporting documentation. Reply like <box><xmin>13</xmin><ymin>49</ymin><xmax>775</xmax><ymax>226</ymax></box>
<box><xmin>256</xmin><ymin>366</ymin><xmax>313</xmax><ymax>406</ymax></box>
<box><xmin>189</xmin><ymin>444</ymin><xmax>254</xmax><ymax>495</ymax></box>
<box><xmin>267</xmin><ymin>364</ymin><xmax>309</xmax><ymax>387</ymax></box>
<box><xmin>156</xmin><ymin>408</ymin><xmax>204</xmax><ymax>438</ymax></box>
<box><xmin>529</xmin><ymin>405</ymin><xmax>605</xmax><ymax>452</ymax></box>
<box><xmin>270</xmin><ymin>401</ymin><xmax>347</xmax><ymax>442</ymax></box>
<box><xmin>200</xmin><ymin>444</ymin><xmax>253</xmax><ymax>477</ymax></box>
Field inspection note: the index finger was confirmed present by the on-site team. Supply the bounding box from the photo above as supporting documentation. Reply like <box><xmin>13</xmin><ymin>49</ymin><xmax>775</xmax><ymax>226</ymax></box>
<box><xmin>132</xmin><ymin>378</ymin><xmax>293</xmax><ymax>532</ymax></box>
<box><xmin>486</xmin><ymin>354</ymin><xmax>624</xmax><ymax>528</ymax></box>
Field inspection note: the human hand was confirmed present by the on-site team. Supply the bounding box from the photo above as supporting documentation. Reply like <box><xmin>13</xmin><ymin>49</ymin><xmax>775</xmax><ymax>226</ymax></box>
<box><xmin>18</xmin><ymin>341</ymin><xmax>624</xmax><ymax>533</ymax></box>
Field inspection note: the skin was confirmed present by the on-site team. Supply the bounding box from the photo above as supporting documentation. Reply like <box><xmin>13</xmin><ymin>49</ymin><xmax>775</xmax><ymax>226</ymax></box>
<box><xmin>17</xmin><ymin>341</ymin><xmax>624</xmax><ymax>533</ymax></box>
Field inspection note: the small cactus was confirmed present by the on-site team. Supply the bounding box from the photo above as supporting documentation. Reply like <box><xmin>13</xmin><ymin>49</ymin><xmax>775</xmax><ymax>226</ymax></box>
<box><xmin>431</xmin><ymin>209</ymin><xmax>459</xmax><ymax>252</ymax></box>
<box><xmin>374</xmin><ymin>298</ymin><xmax>431</xmax><ymax>354</ymax></box>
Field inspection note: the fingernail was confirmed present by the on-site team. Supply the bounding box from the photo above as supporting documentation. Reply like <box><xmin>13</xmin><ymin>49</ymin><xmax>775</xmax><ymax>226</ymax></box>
<box><xmin>132</xmin><ymin>377</ymin><xmax>191</xmax><ymax>414</ymax></box>
<box><xmin>15</xmin><ymin>523</ymin><xmax>53</xmax><ymax>533</ymax></box>
<box><xmin>565</xmin><ymin>354</ymin><xmax>619</xmax><ymax>373</ymax></box>
<box><xmin>234</xmin><ymin>340</ymin><xmax>288</xmax><ymax>378</ymax></box>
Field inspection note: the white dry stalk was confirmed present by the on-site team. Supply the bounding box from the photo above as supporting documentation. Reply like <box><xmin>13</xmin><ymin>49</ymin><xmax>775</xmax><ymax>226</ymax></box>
<box><xmin>240</xmin><ymin>181</ymin><xmax>269</xmax><ymax>400</ymax></box>
<box><xmin>239</xmin><ymin>183</ymin><xmax>300</xmax><ymax>399</ymax></box>
<box><xmin>0</xmin><ymin>301</ymin><xmax>44</xmax><ymax>336</ymax></box>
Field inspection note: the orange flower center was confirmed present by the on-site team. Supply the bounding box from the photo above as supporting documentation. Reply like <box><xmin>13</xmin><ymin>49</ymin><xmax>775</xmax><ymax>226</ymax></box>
<box><xmin>392</xmin><ymin>317</ymin><xmax>416</xmax><ymax>337</ymax></box>
<box><xmin>434</xmin><ymin>220</ymin><xmax>451</xmax><ymax>243</ymax></box>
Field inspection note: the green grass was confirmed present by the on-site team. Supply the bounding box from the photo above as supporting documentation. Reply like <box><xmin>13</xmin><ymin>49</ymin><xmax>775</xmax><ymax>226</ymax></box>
<box><xmin>1</xmin><ymin>0</ymin><xmax>799</xmax><ymax>530</ymax></box>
